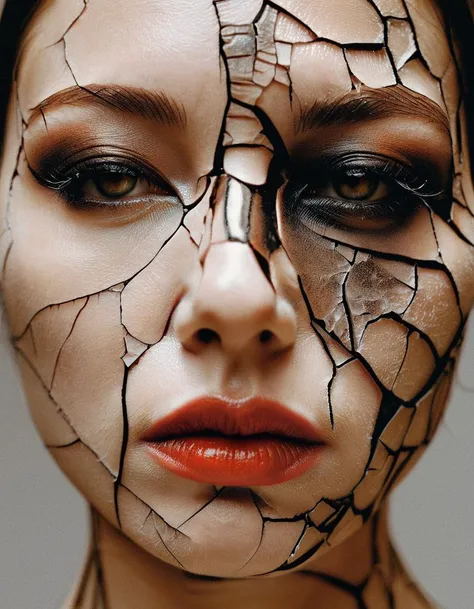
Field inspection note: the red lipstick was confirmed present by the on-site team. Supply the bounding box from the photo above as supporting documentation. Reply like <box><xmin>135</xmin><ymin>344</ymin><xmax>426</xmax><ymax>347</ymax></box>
<box><xmin>142</xmin><ymin>397</ymin><xmax>325</xmax><ymax>486</ymax></box>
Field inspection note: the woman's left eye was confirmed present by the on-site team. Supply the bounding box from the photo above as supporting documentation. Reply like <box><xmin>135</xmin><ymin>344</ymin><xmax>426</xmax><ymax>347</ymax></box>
<box><xmin>283</xmin><ymin>160</ymin><xmax>430</xmax><ymax>234</ymax></box>
<box><xmin>311</xmin><ymin>170</ymin><xmax>389</xmax><ymax>202</ymax></box>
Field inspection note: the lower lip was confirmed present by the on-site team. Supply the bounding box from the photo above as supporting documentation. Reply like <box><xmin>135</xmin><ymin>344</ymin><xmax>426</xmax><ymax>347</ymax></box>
<box><xmin>145</xmin><ymin>436</ymin><xmax>322</xmax><ymax>486</ymax></box>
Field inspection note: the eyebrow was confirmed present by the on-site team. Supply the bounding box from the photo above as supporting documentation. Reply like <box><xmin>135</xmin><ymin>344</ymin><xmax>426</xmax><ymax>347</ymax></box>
<box><xmin>30</xmin><ymin>84</ymin><xmax>187</xmax><ymax>129</ymax></box>
<box><xmin>297</xmin><ymin>86</ymin><xmax>449</xmax><ymax>134</ymax></box>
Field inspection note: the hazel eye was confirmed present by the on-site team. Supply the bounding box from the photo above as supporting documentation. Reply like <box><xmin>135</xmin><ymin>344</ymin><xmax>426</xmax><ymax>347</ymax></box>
<box><xmin>73</xmin><ymin>168</ymin><xmax>174</xmax><ymax>203</ymax></box>
<box><xmin>330</xmin><ymin>171</ymin><xmax>389</xmax><ymax>201</ymax></box>
<box><xmin>93</xmin><ymin>173</ymin><xmax>138</xmax><ymax>198</ymax></box>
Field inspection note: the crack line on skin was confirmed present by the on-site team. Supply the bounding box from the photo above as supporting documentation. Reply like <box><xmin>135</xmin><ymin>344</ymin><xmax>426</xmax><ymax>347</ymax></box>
<box><xmin>146</xmin><ymin>510</ymin><xmax>187</xmax><ymax>570</ymax></box>
<box><xmin>231</xmin><ymin>98</ymin><xmax>290</xmax><ymax>162</ymax></box>
<box><xmin>50</xmin><ymin>296</ymin><xmax>90</xmax><ymax>391</ymax></box>
<box><xmin>176</xmin><ymin>486</ymin><xmax>226</xmax><ymax>529</ymax></box>
<box><xmin>91</xmin><ymin>508</ymin><xmax>109</xmax><ymax>609</ymax></box>
<box><xmin>390</xmin><ymin>329</ymin><xmax>411</xmax><ymax>392</ymax></box>
<box><xmin>123</xmin><ymin>486</ymin><xmax>189</xmax><ymax>539</ymax></box>
<box><xmin>46</xmin><ymin>438</ymin><xmax>81</xmax><ymax>450</ymax></box>
<box><xmin>380</xmin><ymin>450</ymin><xmax>413</xmax><ymax>501</ymax></box>
<box><xmin>183</xmin><ymin>174</ymin><xmax>213</xmax><ymax>212</ymax></box>
<box><xmin>264</xmin><ymin>0</ymin><xmax>386</xmax><ymax>52</ymax></box>
<box><xmin>1</xmin><ymin>91</ymin><xmax>26</xmax><ymax>282</ymax></box>
<box><xmin>297</xmin><ymin>274</ymin><xmax>392</xmax><ymax>397</ymax></box>
<box><xmin>366</xmin><ymin>311</ymin><xmax>439</xmax><ymax>363</ymax></box>
<box><xmin>234</xmin><ymin>492</ymin><xmax>267</xmax><ymax>574</ymax></box>
<box><xmin>49</xmin><ymin>428</ymin><xmax>193</xmax><ymax>545</ymax></box>
<box><xmin>275</xmin><ymin>532</ymin><xmax>326</xmax><ymax>572</ymax></box>
<box><xmin>210</xmin><ymin>0</ymin><xmax>232</xmax><ymax>175</ymax></box>
<box><xmin>12</xmin><ymin>216</ymin><xmax>185</xmax><ymax>341</ymax></box>
<box><xmin>299</xmin><ymin>570</ymin><xmax>370</xmax><ymax>608</ymax></box>
<box><xmin>341</xmin><ymin>267</ymin><xmax>355</xmax><ymax>352</ymax></box>
<box><xmin>310</xmin><ymin>228</ymin><xmax>459</xmax><ymax>270</ymax></box>
<box><xmin>287</xmin><ymin>521</ymin><xmax>311</xmax><ymax>559</ymax></box>
<box><xmin>445</xmin><ymin>216</ymin><xmax>474</xmax><ymax>248</ymax></box>
<box><xmin>422</xmin><ymin>200</ymin><xmax>464</xmax><ymax>319</ymax></box>
<box><xmin>29</xmin><ymin>324</ymin><xmax>37</xmax><ymax>356</ymax></box>
<box><xmin>5</xmin><ymin>0</ymin><xmax>472</xmax><ymax>598</ymax></box>
<box><xmin>49</xmin><ymin>0</ymin><xmax>90</xmax><ymax>48</ymax></box>
<box><xmin>296</xmin><ymin>276</ymin><xmax>338</xmax><ymax>428</ymax></box>
<box><xmin>312</xmin><ymin>323</ymin><xmax>338</xmax><ymax>428</ymax></box>
<box><xmin>262</xmin><ymin>512</ymin><xmax>307</xmax><ymax>524</ymax></box>
<box><xmin>1</xmin><ymin>241</ymin><xmax>14</xmax><ymax>281</ymax></box>
<box><xmin>399</xmin><ymin>264</ymin><xmax>418</xmax><ymax>316</ymax></box>
<box><xmin>336</xmin><ymin>355</ymin><xmax>357</xmax><ymax>368</ymax></box>
<box><xmin>14</xmin><ymin>347</ymin><xmax>79</xmax><ymax>441</ymax></box>
<box><xmin>113</xmin><ymin>361</ymin><xmax>129</xmax><ymax>529</ymax></box>
<box><xmin>39</xmin><ymin>107</ymin><xmax>49</xmax><ymax>133</ymax></box>
<box><xmin>398</xmin><ymin>0</ymin><xmax>446</xmax><ymax>91</ymax></box>
<box><xmin>442</xmin><ymin>24</ymin><xmax>464</xmax><ymax>173</ymax></box>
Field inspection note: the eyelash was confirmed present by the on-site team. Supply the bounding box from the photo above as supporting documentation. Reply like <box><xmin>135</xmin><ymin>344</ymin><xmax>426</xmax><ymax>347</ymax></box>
<box><xmin>32</xmin><ymin>152</ymin><xmax>444</xmax><ymax>234</ymax></box>
<box><xmin>285</xmin><ymin>154</ymin><xmax>444</xmax><ymax>232</ymax></box>
<box><xmin>32</xmin><ymin>157</ymin><xmax>173</xmax><ymax>208</ymax></box>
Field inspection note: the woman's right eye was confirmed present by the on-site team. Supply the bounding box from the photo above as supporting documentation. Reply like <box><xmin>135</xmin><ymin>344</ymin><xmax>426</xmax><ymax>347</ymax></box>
<box><xmin>86</xmin><ymin>173</ymin><xmax>140</xmax><ymax>198</ymax></box>
<box><xmin>70</xmin><ymin>170</ymin><xmax>173</xmax><ymax>204</ymax></box>
<box><xmin>33</xmin><ymin>159</ymin><xmax>177</xmax><ymax>209</ymax></box>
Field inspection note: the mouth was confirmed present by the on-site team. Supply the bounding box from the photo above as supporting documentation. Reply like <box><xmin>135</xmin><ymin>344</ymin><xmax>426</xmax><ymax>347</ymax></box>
<box><xmin>142</xmin><ymin>397</ymin><xmax>325</xmax><ymax>486</ymax></box>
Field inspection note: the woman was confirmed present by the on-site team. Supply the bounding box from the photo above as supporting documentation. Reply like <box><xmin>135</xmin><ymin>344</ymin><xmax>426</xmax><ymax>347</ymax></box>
<box><xmin>0</xmin><ymin>0</ymin><xmax>473</xmax><ymax>607</ymax></box>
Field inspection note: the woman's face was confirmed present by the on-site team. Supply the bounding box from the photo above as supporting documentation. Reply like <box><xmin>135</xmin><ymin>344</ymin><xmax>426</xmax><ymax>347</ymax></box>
<box><xmin>1</xmin><ymin>0</ymin><xmax>473</xmax><ymax>578</ymax></box>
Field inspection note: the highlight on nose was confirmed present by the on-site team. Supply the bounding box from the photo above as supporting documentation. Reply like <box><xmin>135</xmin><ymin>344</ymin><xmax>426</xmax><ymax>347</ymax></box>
<box><xmin>173</xmin><ymin>242</ymin><xmax>297</xmax><ymax>357</ymax></box>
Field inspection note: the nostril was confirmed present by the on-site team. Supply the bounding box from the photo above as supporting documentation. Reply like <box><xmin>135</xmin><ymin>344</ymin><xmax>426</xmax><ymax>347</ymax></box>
<box><xmin>196</xmin><ymin>328</ymin><xmax>220</xmax><ymax>345</ymax></box>
<box><xmin>259</xmin><ymin>330</ymin><xmax>274</xmax><ymax>344</ymax></box>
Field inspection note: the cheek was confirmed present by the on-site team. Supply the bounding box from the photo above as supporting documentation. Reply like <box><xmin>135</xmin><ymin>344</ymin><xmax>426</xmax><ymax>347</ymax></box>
<box><xmin>2</xmin><ymin>170</ymin><xmax>200</xmax><ymax>491</ymax></box>
<box><xmin>2</xmin><ymin>167</ymin><xmax>185</xmax><ymax>337</ymax></box>
<box><xmin>16</xmin><ymin>290</ymin><xmax>126</xmax><ymax>473</ymax></box>
<box><xmin>271</xmin><ymin>186</ymin><xmax>467</xmax><ymax>541</ymax></box>
<box><xmin>278</xmin><ymin>195</ymin><xmax>468</xmax><ymax>397</ymax></box>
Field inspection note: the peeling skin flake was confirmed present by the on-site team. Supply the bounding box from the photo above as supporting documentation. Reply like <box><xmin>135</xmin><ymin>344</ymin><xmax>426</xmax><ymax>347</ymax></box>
<box><xmin>386</xmin><ymin>18</ymin><xmax>416</xmax><ymax>70</ymax></box>
<box><xmin>0</xmin><ymin>0</ymin><xmax>472</xmax><ymax>604</ymax></box>
<box><xmin>345</xmin><ymin>48</ymin><xmax>397</xmax><ymax>88</ymax></box>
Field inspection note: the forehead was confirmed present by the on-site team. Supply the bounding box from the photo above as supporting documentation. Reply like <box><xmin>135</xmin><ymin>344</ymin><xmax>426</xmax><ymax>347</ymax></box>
<box><xmin>18</xmin><ymin>0</ymin><xmax>223</xmax><ymax>115</ymax></box>
<box><xmin>17</xmin><ymin>0</ymin><xmax>453</xmax><ymax>117</ymax></box>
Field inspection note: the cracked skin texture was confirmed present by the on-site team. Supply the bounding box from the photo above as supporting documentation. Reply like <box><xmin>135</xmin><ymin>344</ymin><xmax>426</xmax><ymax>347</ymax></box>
<box><xmin>0</xmin><ymin>0</ymin><xmax>472</xmax><ymax>607</ymax></box>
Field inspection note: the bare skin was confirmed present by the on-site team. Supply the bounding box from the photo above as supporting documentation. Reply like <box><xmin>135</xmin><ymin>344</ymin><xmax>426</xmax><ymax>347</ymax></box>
<box><xmin>0</xmin><ymin>0</ymin><xmax>472</xmax><ymax>607</ymax></box>
<box><xmin>65</xmin><ymin>503</ymin><xmax>430</xmax><ymax>609</ymax></box>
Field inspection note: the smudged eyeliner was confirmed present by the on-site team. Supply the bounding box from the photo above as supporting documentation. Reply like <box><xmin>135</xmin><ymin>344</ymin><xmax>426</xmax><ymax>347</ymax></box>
<box><xmin>285</xmin><ymin>152</ymin><xmax>448</xmax><ymax>233</ymax></box>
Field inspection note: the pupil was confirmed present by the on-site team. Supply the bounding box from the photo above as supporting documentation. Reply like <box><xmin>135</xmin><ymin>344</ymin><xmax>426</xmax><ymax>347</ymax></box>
<box><xmin>96</xmin><ymin>174</ymin><xmax>137</xmax><ymax>197</ymax></box>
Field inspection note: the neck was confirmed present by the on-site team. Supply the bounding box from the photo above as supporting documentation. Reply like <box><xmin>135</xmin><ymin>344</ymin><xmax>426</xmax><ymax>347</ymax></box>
<box><xmin>64</xmin><ymin>503</ymin><xmax>433</xmax><ymax>609</ymax></box>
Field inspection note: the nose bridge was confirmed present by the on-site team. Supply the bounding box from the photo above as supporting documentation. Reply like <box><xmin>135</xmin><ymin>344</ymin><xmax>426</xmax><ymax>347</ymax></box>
<box><xmin>204</xmin><ymin>174</ymin><xmax>275</xmax><ymax>312</ymax></box>
<box><xmin>211</xmin><ymin>175</ymin><xmax>256</xmax><ymax>244</ymax></box>
<box><xmin>198</xmin><ymin>241</ymin><xmax>274</xmax><ymax>318</ymax></box>
<box><xmin>173</xmin><ymin>2</ymin><xmax>298</xmax><ymax>355</ymax></box>
<box><xmin>208</xmin><ymin>173</ymin><xmax>280</xmax><ymax>263</ymax></box>
<box><xmin>174</xmin><ymin>176</ymin><xmax>296</xmax><ymax>356</ymax></box>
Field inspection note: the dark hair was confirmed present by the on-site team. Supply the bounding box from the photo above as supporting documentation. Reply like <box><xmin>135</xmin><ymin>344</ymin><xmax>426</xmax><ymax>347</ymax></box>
<box><xmin>0</xmin><ymin>0</ymin><xmax>473</xmax><ymax>170</ymax></box>
<box><xmin>0</xmin><ymin>0</ymin><xmax>41</xmax><ymax>142</ymax></box>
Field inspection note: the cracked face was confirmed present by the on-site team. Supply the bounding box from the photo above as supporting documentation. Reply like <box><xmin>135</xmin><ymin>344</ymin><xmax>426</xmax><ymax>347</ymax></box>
<box><xmin>0</xmin><ymin>0</ymin><xmax>473</xmax><ymax>581</ymax></box>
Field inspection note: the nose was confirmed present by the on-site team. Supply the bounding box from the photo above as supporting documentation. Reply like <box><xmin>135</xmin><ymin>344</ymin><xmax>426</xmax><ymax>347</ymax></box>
<box><xmin>173</xmin><ymin>242</ymin><xmax>296</xmax><ymax>357</ymax></box>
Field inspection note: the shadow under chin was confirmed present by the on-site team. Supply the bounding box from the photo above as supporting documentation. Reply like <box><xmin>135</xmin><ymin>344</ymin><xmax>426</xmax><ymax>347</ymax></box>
<box><xmin>184</xmin><ymin>571</ymin><xmax>226</xmax><ymax>582</ymax></box>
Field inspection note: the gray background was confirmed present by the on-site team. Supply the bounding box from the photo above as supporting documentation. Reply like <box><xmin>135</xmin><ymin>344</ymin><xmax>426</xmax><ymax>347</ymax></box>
<box><xmin>1</xmin><ymin>320</ymin><xmax>473</xmax><ymax>609</ymax></box>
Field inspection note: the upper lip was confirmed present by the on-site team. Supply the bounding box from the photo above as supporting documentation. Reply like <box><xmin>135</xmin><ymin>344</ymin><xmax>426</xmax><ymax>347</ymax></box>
<box><xmin>142</xmin><ymin>396</ymin><xmax>325</xmax><ymax>444</ymax></box>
